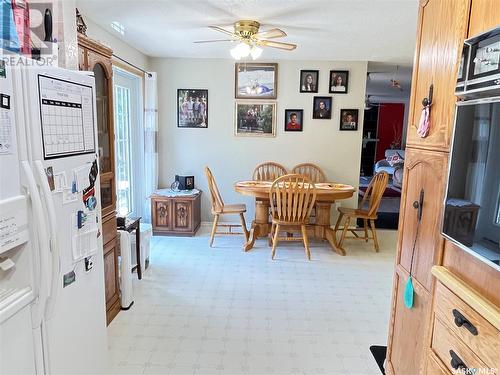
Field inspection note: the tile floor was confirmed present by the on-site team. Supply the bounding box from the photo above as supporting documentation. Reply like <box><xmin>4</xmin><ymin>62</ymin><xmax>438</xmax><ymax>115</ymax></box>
<box><xmin>107</xmin><ymin>226</ymin><xmax>397</xmax><ymax>375</ymax></box>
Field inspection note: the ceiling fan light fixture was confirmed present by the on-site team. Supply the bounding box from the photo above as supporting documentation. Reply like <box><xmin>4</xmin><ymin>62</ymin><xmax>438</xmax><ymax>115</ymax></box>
<box><xmin>230</xmin><ymin>42</ymin><xmax>251</xmax><ymax>60</ymax></box>
<box><xmin>250</xmin><ymin>45</ymin><xmax>263</xmax><ymax>60</ymax></box>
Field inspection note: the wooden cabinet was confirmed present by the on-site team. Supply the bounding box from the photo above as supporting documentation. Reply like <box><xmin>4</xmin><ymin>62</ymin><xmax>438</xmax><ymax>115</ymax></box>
<box><xmin>78</xmin><ymin>33</ymin><xmax>120</xmax><ymax>325</ymax></box>
<box><xmin>386</xmin><ymin>267</ymin><xmax>431</xmax><ymax>375</ymax></box>
<box><xmin>406</xmin><ymin>0</ymin><xmax>470</xmax><ymax>152</ymax></box>
<box><xmin>468</xmin><ymin>0</ymin><xmax>500</xmax><ymax>37</ymax></box>
<box><xmin>397</xmin><ymin>148</ymin><xmax>448</xmax><ymax>291</ymax></box>
<box><xmin>151</xmin><ymin>191</ymin><xmax>202</xmax><ymax>236</ymax></box>
<box><xmin>384</xmin><ymin>1</ymin><xmax>500</xmax><ymax>374</ymax></box>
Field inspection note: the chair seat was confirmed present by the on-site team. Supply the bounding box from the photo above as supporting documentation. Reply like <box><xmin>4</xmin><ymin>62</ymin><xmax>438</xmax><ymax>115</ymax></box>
<box><xmin>338</xmin><ymin>207</ymin><xmax>377</xmax><ymax>220</ymax></box>
<box><xmin>214</xmin><ymin>203</ymin><xmax>247</xmax><ymax>214</ymax></box>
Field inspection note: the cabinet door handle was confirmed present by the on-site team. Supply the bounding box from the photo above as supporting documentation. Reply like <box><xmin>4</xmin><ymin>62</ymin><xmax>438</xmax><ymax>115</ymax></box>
<box><xmin>449</xmin><ymin>350</ymin><xmax>469</xmax><ymax>371</ymax></box>
<box><xmin>453</xmin><ymin>309</ymin><xmax>478</xmax><ymax>336</ymax></box>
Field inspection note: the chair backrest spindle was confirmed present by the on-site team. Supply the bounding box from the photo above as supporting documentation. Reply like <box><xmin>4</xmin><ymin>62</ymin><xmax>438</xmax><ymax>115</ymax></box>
<box><xmin>253</xmin><ymin>162</ymin><xmax>288</xmax><ymax>181</ymax></box>
<box><xmin>292</xmin><ymin>163</ymin><xmax>327</xmax><ymax>183</ymax></box>
<box><xmin>204</xmin><ymin>166</ymin><xmax>224</xmax><ymax>213</ymax></box>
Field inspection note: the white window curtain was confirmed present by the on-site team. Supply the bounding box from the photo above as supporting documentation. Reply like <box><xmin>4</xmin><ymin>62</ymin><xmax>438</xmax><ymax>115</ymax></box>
<box><xmin>142</xmin><ymin>72</ymin><xmax>158</xmax><ymax>223</ymax></box>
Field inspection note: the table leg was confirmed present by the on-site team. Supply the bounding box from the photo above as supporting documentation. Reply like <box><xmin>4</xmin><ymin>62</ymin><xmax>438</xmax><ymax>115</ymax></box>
<box><xmin>243</xmin><ymin>199</ymin><xmax>270</xmax><ymax>251</ymax></box>
<box><xmin>136</xmin><ymin>222</ymin><xmax>142</xmax><ymax>279</ymax></box>
<box><xmin>315</xmin><ymin>201</ymin><xmax>346</xmax><ymax>256</ymax></box>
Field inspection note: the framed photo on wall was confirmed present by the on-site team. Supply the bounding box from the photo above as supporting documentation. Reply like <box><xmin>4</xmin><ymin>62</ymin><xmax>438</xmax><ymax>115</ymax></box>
<box><xmin>235</xmin><ymin>101</ymin><xmax>276</xmax><ymax>137</ymax></box>
<box><xmin>339</xmin><ymin>109</ymin><xmax>359</xmax><ymax>131</ymax></box>
<box><xmin>299</xmin><ymin>70</ymin><xmax>319</xmax><ymax>93</ymax></box>
<box><xmin>329</xmin><ymin>70</ymin><xmax>349</xmax><ymax>93</ymax></box>
<box><xmin>177</xmin><ymin>89</ymin><xmax>208</xmax><ymax>128</ymax></box>
<box><xmin>312</xmin><ymin>96</ymin><xmax>332</xmax><ymax>119</ymax></box>
<box><xmin>284</xmin><ymin>109</ymin><xmax>303</xmax><ymax>132</ymax></box>
<box><xmin>235</xmin><ymin>63</ymin><xmax>278</xmax><ymax>99</ymax></box>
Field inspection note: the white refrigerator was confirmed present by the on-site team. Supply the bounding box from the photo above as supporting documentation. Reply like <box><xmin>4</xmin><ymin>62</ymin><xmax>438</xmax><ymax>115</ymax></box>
<box><xmin>0</xmin><ymin>58</ymin><xmax>108</xmax><ymax>374</ymax></box>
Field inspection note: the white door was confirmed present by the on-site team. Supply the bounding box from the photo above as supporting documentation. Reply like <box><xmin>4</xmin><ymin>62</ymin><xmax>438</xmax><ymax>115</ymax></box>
<box><xmin>0</xmin><ymin>60</ymin><xmax>38</xmax><ymax>375</ymax></box>
<box><xmin>113</xmin><ymin>67</ymin><xmax>144</xmax><ymax>218</ymax></box>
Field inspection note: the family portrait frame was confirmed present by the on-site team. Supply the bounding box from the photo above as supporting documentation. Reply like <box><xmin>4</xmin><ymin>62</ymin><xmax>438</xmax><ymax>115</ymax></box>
<box><xmin>177</xmin><ymin>89</ymin><xmax>208</xmax><ymax>128</ymax></box>
<box><xmin>234</xmin><ymin>100</ymin><xmax>277</xmax><ymax>137</ymax></box>
<box><xmin>329</xmin><ymin>70</ymin><xmax>349</xmax><ymax>94</ymax></box>
<box><xmin>299</xmin><ymin>70</ymin><xmax>319</xmax><ymax>93</ymax></box>
<box><xmin>235</xmin><ymin>63</ymin><xmax>278</xmax><ymax>100</ymax></box>
<box><xmin>312</xmin><ymin>96</ymin><xmax>332</xmax><ymax>119</ymax></box>
<box><xmin>339</xmin><ymin>109</ymin><xmax>359</xmax><ymax>131</ymax></box>
<box><xmin>284</xmin><ymin>109</ymin><xmax>304</xmax><ymax>132</ymax></box>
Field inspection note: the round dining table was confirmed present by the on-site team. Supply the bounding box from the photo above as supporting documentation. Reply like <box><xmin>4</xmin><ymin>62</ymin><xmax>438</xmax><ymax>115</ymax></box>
<box><xmin>234</xmin><ymin>180</ymin><xmax>356</xmax><ymax>255</ymax></box>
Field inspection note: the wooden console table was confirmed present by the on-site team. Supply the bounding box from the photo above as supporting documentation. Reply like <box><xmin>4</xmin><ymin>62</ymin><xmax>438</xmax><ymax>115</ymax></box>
<box><xmin>151</xmin><ymin>189</ymin><xmax>201</xmax><ymax>236</ymax></box>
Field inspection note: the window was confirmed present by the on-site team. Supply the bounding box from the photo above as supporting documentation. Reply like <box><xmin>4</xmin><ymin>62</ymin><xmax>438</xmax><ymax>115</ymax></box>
<box><xmin>114</xmin><ymin>84</ymin><xmax>133</xmax><ymax>216</ymax></box>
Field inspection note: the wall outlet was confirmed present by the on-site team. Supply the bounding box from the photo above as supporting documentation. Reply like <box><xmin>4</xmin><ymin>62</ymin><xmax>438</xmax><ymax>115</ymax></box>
<box><xmin>84</xmin><ymin>257</ymin><xmax>93</xmax><ymax>272</ymax></box>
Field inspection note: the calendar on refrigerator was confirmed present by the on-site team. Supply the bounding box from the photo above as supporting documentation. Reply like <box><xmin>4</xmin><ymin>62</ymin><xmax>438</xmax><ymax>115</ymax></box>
<box><xmin>38</xmin><ymin>74</ymin><xmax>95</xmax><ymax>159</ymax></box>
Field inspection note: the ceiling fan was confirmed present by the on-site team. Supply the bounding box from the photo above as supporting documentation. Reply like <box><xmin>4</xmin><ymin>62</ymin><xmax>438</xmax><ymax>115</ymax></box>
<box><xmin>194</xmin><ymin>20</ymin><xmax>297</xmax><ymax>59</ymax></box>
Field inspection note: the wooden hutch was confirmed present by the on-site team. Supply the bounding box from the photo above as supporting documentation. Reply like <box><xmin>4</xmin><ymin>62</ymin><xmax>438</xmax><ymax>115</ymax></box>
<box><xmin>385</xmin><ymin>0</ymin><xmax>500</xmax><ymax>374</ymax></box>
<box><xmin>77</xmin><ymin>33</ymin><xmax>120</xmax><ymax>325</ymax></box>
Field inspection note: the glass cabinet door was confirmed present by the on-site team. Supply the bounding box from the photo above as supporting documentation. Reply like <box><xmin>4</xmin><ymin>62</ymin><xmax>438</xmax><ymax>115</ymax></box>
<box><xmin>93</xmin><ymin>63</ymin><xmax>111</xmax><ymax>174</ymax></box>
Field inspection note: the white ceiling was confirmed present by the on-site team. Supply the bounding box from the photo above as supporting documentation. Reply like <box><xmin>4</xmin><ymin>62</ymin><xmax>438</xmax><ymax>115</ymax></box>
<box><xmin>76</xmin><ymin>0</ymin><xmax>419</xmax><ymax>63</ymax></box>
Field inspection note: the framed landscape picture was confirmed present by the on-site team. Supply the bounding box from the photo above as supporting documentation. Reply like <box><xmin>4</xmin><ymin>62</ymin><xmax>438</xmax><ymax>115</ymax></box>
<box><xmin>312</xmin><ymin>96</ymin><xmax>332</xmax><ymax>119</ymax></box>
<box><xmin>235</xmin><ymin>101</ymin><xmax>276</xmax><ymax>137</ymax></box>
<box><xmin>329</xmin><ymin>70</ymin><xmax>349</xmax><ymax>93</ymax></box>
<box><xmin>299</xmin><ymin>70</ymin><xmax>319</xmax><ymax>93</ymax></box>
<box><xmin>284</xmin><ymin>109</ymin><xmax>303</xmax><ymax>132</ymax></box>
<box><xmin>177</xmin><ymin>89</ymin><xmax>208</xmax><ymax>128</ymax></box>
<box><xmin>339</xmin><ymin>109</ymin><xmax>359</xmax><ymax>130</ymax></box>
<box><xmin>235</xmin><ymin>63</ymin><xmax>278</xmax><ymax>99</ymax></box>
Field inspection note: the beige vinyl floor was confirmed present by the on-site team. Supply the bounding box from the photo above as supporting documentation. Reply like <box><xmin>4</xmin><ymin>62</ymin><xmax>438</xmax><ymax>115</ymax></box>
<box><xmin>107</xmin><ymin>225</ymin><xmax>397</xmax><ymax>375</ymax></box>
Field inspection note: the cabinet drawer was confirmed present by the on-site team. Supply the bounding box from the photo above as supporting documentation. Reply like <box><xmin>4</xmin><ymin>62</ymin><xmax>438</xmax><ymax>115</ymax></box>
<box><xmin>426</xmin><ymin>351</ymin><xmax>450</xmax><ymax>375</ymax></box>
<box><xmin>432</xmin><ymin>317</ymin><xmax>490</xmax><ymax>374</ymax></box>
<box><xmin>434</xmin><ymin>283</ymin><xmax>500</xmax><ymax>369</ymax></box>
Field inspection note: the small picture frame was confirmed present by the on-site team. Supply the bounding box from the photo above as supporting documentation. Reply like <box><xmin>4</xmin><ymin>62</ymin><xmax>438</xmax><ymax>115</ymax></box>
<box><xmin>235</xmin><ymin>101</ymin><xmax>276</xmax><ymax>137</ymax></box>
<box><xmin>299</xmin><ymin>70</ymin><xmax>319</xmax><ymax>93</ymax></box>
<box><xmin>312</xmin><ymin>96</ymin><xmax>332</xmax><ymax>119</ymax></box>
<box><xmin>329</xmin><ymin>70</ymin><xmax>349</xmax><ymax>94</ymax></box>
<box><xmin>339</xmin><ymin>109</ymin><xmax>359</xmax><ymax>131</ymax></box>
<box><xmin>284</xmin><ymin>109</ymin><xmax>303</xmax><ymax>132</ymax></box>
<box><xmin>177</xmin><ymin>89</ymin><xmax>208</xmax><ymax>128</ymax></box>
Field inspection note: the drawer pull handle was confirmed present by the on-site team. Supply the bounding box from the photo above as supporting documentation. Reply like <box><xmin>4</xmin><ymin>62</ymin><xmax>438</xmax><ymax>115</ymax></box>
<box><xmin>449</xmin><ymin>350</ymin><xmax>469</xmax><ymax>371</ymax></box>
<box><xmin>452</xmin><ymin>309</ymin><xmax>478</xmax><ymax>336</ymax></box>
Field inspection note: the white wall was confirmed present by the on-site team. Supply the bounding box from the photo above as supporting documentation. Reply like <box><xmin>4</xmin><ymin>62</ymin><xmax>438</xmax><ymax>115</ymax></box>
<box><xmin>150</xmin><ymin>58</ymin><xmax>368</xmax><ymax>222</ymax></box>
<box><xmin>80</xmin><ymin>14</ymin><xmax>150</xmax><ymax>70</ymax></box>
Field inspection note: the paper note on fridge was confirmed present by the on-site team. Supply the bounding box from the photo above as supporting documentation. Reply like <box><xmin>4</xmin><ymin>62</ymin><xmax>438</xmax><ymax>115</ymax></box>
<box><xmin>71</xmin><ymin>211</ymin><xmax>98</xmax><ymax>261</ymax></box>
<box><xmin>73</xmin><ymin>164</ymin><xmax>91</xmax><ymax>192</ymax></box>
<box><xmin>53</xmin><ymin>171</ymin><xmax>67</xmax><ymax>192</ymax></box>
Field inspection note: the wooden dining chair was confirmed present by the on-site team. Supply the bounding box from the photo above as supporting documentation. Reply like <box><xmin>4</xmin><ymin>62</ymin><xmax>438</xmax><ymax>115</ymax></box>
<box><xmin>204</xmin><ymin>167</ymin><xmax>249</xmax><ymax>247</ymax></box>
<box><xmin>252</xmin><ymin>162</ymin><xmax>288</xmax><ymax>181</ymax></box>
<box><xmin>291</xmin><ymin>163</ymin><xmax>327</xmax><ymax>183</ymax></box>
<box><xmin>269</xmin><ymin>174</ymin><xmax>317</xmax><ymax>260</ymax></box>
<box><xmin>334</xmin><ymin>171</ymin><xmax>389</xmax><ymax>252</ymax></box>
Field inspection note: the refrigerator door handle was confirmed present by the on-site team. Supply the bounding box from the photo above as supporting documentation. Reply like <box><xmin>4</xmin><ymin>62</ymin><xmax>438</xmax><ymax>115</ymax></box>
<box><xmin>21</xmin><ymin>161</ymin><xmax>50</xmax><ymax>328</ymax></box>
<box><xmin>34</xmin><ymin>160</ymin><xmax>60</xmax><ymax>319</ymax></box>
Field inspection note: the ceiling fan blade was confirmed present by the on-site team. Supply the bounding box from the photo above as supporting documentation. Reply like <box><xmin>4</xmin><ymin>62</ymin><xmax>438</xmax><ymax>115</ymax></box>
<box><xmin>209</xmin><ymin>25</ymin><xmax>237</xmax><ymax>38</ymax></box>
<box><xmin>254</xmin><ymin>28</ymin><xmax>286</xmax><ymax>39</ymax></box>
<box><xmin>194</xmin><ymin>39</ymin><xmax>236</xmax><ymax>44</ymax></box>
<box><xmin>258</xmin><ymin>40</ymin><xmax>297</xmax><ymax>50</ymax></box>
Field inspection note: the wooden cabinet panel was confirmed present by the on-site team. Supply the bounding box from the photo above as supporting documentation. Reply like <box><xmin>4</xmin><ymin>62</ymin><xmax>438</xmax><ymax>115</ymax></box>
<box><xmin>103</xmin><ymin>238</ymin><xmax>120</xmax><ymax>325</ymax></box>
<box><xmin>406</xmin><ymin>0</ymin><xmax>470</xmax><ymax>151</ymax></box>
<box><xmin>102</xmin><ymin>213</ymin><xmax>117</xmax><ymax>246</ymax></box>
<box><xmin>426</xmin><ymin>352</ymin><xmax>450</xmax><ymax>374</ymax></box>
<box><xmin>468</xmin><ymin>0</ymin><xmax>500</xmax><ymax>37</ymax></box>
<box><xmin>154</xmin><ymin>200</ymin><xmax>172</xmax><ymax>230</ymax></box>
<box><xmin>386</xmin><ymin>267</ymin><xmax>431</xmax><ymax>375</ymax></box>
<box><xmin>442</xmin><ymin>241</ymin><xmax>500</xmax><ymax>307</ymax></box>
<box><xmin>397</xmin><ymin>148</ymin><xmax>448</xmax><ymax>291</ymax></box>
<box><xmin>173</xmin><ymin>201</ymin><xmax>193</xmax><ymax>232</ymax></box>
